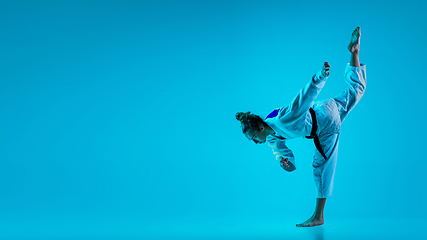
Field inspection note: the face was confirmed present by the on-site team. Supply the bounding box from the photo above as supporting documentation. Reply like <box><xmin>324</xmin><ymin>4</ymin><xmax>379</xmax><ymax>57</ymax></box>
<box><xmin>245</xmin><ymin>125</ymin><xmax>268</xmax><ymax>144</ymax></box>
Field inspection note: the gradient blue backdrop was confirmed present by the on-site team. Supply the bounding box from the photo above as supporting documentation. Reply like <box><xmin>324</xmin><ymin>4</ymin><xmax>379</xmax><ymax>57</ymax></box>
<box><xmin>0</xmin><ymin>0</ymin><xmax>426</xmax><ymax>239</ymax></box>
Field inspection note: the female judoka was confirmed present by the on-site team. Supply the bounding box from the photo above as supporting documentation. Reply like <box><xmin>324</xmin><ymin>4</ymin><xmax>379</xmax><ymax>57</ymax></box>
<box><xmin>235</xmin><ymin>27</ymin><xmax>366</xmax><ymax>227</ymax></box>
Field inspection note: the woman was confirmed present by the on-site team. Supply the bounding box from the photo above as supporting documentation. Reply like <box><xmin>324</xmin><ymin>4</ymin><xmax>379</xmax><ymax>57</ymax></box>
<box><xmin>235</xmin><ymin>27</ymin><xmax>366</xmax><ymax>227</ymax></box>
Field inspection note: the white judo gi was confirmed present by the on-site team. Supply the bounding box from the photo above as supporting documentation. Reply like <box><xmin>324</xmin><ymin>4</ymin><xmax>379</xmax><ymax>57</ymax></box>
<box><xmin>265</xmin><ymin>64</ymin><xmax>367</xmax><ymax>198</ymax></box>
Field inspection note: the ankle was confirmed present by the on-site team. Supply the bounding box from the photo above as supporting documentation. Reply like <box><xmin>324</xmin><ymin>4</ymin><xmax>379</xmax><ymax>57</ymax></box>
<box><xmin>314</xmin><ymin>212</ymin><xmax>323</xmax><ymax>219</ymax></box>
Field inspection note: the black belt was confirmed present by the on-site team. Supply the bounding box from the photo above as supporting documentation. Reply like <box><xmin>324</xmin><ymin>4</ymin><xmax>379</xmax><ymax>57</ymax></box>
<box><xmin>306</xmin><ymin>108</ymin><xmax>327</xmax><ymax>160</ymax></box>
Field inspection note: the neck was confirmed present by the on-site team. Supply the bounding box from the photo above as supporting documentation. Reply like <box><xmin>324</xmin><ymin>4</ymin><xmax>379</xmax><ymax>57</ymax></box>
<box><xmin>265</xmin><ymin>124</ymin><xmax>276</xmax><ymax>136</ymax></box>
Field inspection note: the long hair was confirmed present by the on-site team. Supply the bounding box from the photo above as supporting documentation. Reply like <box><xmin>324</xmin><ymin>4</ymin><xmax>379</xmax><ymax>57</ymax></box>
<box><xmin>235</xmin><ymin>111</ymin><xmax>265</xmax><ymax>134</ymax></box>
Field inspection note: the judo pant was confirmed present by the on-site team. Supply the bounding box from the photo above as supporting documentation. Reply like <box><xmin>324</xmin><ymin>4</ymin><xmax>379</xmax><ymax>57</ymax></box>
<box><xmin>311</xmin><ymin>63</ymin><xmax>367</xmax><ymax>198</ymax></box>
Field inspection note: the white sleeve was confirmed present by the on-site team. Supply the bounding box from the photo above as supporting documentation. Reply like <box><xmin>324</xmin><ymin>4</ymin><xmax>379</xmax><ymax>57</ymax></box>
<box><xmin>267</xmin><ymin>136</ymin><xmax>296</xmax><ymax>170</ymax></box>
<box><xmin>277</xmin><ymin>71</ymin><xmax>327</xmax><ymax>124</ymax></box>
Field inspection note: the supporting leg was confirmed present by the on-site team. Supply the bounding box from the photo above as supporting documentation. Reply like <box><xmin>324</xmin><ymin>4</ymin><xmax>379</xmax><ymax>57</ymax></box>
<box><xmin>296</xmin><ymin>198</ymin><xmax>326</xmax><ymax>227</ymax></box>
<box><xmin>298</xmin><ymin>131</ymin><xmax>340</xmax><ymax>227</ymax></box>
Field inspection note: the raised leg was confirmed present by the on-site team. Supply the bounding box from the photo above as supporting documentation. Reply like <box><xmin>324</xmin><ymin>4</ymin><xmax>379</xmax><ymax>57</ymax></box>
<box><xmin>333</xmin><ymin>27</ymin><xmax>366</xmax><ymax>122</ymax></box>
<box><xmin>348</xmin><ymin>27</ymin><xmax>361</xmax><ymax>67</ymax></box>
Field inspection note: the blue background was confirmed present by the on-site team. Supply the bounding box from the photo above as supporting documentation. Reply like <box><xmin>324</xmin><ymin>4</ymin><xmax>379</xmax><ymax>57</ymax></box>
<box><xmin>0</xmin><ymin>0</ymin><xmax>426</xmax><ymax>239</ymax></box>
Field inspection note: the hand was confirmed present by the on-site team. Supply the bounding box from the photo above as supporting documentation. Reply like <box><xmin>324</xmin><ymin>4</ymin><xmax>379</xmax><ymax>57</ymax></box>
<box><xmin>321</xmin><ymin>62</ymin><xmax>331</xmax><ymax>77</ymax></box>
<box><xmin>280</xmin><ymin>157</ymin><xmax>290</xmax><ymax>168</ymax></box>
<box><xmin>280</xmin><ymin>157</ymin><xmax>296</xmax><ymax>172</ymax></box>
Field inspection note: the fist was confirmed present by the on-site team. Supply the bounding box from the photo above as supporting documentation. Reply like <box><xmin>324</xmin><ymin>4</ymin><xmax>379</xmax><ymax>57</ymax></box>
<box><xmin>280</xmin><ymin>157</ymin><xmax>296</xmax><ymax>172</ymax></box>
<box><xmin>321</xmin><ymin>62</ymin><xmax>331</xmax><ymax>77</ymax></box>
<box><xmin>280</xmin><ymin>157</ymin><xmax>290</xmax><ymax>168</ymax></box>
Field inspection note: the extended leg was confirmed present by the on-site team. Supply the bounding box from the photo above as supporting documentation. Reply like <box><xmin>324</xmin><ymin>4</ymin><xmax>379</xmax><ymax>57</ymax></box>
<box><xmin>333</xmin><ymin>27</ymin><xmax>366</xmax><ymax>122</ymax></box>
<box><xmin>348</xmin><ymin>27</ymin><xmax>361</xmax><ymax>67</ymax></box>
<box><xmin>350</xmin><ymin>51</ymin><xmax>360</xmax><ymax>67</ymax></box>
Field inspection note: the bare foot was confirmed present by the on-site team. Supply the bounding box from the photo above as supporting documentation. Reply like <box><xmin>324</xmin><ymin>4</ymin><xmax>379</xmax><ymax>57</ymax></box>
<box><xmin>347</xmin><ymin>27</ymin><xmax>361</xmax><ymax>53</ymax></box>
<box><xmin>296</xmin><ymin>215</ymin><xmax>324</xmax><ymax>227</ymax></box>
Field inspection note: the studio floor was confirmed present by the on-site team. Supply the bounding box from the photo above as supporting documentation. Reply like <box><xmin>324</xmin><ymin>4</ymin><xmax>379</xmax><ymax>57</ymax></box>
<box><xmin>0</xmin><ymin>216</ymin><xmax>425</xmax><ymax>240</ymax></box>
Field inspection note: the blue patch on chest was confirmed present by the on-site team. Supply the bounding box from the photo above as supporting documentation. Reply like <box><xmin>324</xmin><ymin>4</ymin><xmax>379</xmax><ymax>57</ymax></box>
<box><xmin>265</xmin><ymin>108</ymin><xmax>280</xmax><ymax>120</ymax></box>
